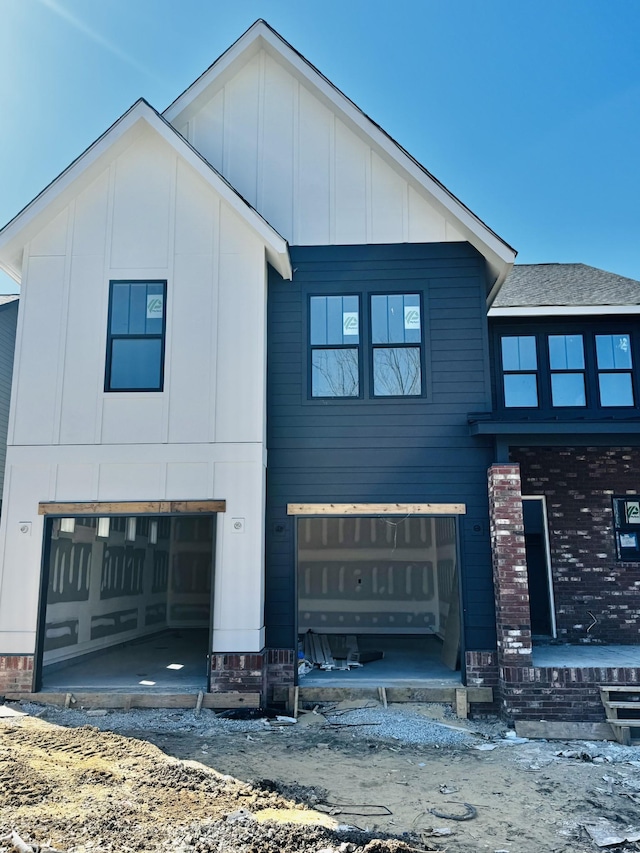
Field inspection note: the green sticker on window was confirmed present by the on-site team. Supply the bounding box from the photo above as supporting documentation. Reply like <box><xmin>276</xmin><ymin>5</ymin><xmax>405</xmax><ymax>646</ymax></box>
<box><xmin>404</xmin><ymin>306</ymin><xmax>420</xmax><ymax>331</ymax></box>
<box><xmin>146</xmin><ymin>295</ymin><xmax>164</xmax><ymax>320</ymax></box>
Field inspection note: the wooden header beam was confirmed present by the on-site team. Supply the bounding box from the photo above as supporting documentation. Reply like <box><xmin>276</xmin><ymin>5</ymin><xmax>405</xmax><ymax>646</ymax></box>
<box><xmin>38</xmin><ymin>500</ymin><xmax>226</xmax><ymax>516</ymax></box>
<box><xmin>287</xmin><ymin>502</ymin><xmax>466</xmax><ymax>516</ymax></box>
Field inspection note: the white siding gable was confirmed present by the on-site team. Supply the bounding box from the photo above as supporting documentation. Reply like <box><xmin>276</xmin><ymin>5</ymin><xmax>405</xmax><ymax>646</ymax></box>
<box><xmin>10</xmin><ymin>125</ymin><xmax>267</xmax><ymax>449</ymax></box>
<box><xmin>176</xmin><ymin>49</ymin><xmax>457</xmax><ymax>248</ymax></box>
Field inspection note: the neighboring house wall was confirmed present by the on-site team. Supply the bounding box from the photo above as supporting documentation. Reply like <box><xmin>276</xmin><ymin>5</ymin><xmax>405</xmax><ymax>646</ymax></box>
<box><xmin>515</xmin><ymin>445</ymin><xmax>640</xmax><ymax>645</ymax></box>
<box><xmin>0</xmin><ymin>300</ymin><xmax>18</xmax><ymax>502</ymax></box>
<box><xmin>266</xmin><ymin>243</ymin><xmax>497</xmax><ymax>653</ymax></box>
<box><xmin>0</xmin><ymin>125</ymin><xmax>270</xmax><ymax>662</ymax></box>
<box><xmin>173</xmin><ymin>48</ymin><xmax>466</xmax><ymax>248</ymax></box>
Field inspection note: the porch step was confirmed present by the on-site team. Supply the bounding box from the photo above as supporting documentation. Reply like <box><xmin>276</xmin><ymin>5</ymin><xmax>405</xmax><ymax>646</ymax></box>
<box><xmin>600</xmin><ymin>686</ymin><xmax>640</xmax><ymax>745</ymax></box>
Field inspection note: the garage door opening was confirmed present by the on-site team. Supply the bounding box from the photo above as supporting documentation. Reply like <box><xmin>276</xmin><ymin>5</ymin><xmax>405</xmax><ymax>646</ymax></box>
<box><xmin>37</xmin><ymin>513</ymin><xmax>215</xmax><ymax>692</ymax></box>
<box><xmin>297</xmin><ymin>515</ymin><xmax>461</xmax><ymax>684</ymax></box>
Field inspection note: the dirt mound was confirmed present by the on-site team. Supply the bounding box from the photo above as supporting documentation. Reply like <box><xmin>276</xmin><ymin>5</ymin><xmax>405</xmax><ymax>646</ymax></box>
<box><xmin>0</xmin><ymin>716</ymin><xmax>422</xmax><ymax>853</ymax></box>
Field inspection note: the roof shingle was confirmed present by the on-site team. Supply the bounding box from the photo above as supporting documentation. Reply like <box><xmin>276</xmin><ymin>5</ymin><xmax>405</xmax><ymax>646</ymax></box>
<box><xmin>495</xmin><ymin>263</ymin><xmax>640</xmax><ymax>307</ymax></box>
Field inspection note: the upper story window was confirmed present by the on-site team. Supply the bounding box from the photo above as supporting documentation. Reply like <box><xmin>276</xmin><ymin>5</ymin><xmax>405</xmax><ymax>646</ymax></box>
<box><xmin>309</xmin><ymin>295</ymin><xmax>360</xmax><ymax>397</ymax></box>
<box><xmin>105</xmin><ymin>280</ymin><xmax>167</xmax><ymax>392</ymax></box>
<box><xmin>501</xmin><ymin>335</ymin><xmax>538</xmax><ymax>407</ymax></box>
<box><xmin>371</xmin><ymin>294</ymin><xmax>422</xmax><ymax>396</ymax></box>
<box><xmin>548</xmin><ymin>334</ymin><xmax>586</xmax><ymax>406</ymax></box>
<box><xmin>596</xmin><ymin>334</ymin><xmax>634</xmax><ymax>406</ymax></box>
<box><xmin>308</xmin><ymin>291</ymin><xmax>424</xmax><ymax>400</ymax></box>
<box><xmin>497</xmin><ymin>326</ymin><xmax>637</xmax><ymax>412</ymax></box>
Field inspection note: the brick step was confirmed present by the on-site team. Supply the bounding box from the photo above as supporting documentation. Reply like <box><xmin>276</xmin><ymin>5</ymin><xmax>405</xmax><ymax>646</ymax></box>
<box><xmin>600</xmin><ymin>686</ymin><xmax>640</xmax><ymax>694</ymax></box>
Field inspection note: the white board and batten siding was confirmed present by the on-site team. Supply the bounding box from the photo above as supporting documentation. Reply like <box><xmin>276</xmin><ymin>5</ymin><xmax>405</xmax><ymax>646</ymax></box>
<box><xmin>174</xmin><ymin>49</ymin><xmax>465</xmax><ymax>248</ymax></box>
<box><xmin>0</xmin><ymin>125</ymin><xmax>269</xmax><ymax>656</ymax></box>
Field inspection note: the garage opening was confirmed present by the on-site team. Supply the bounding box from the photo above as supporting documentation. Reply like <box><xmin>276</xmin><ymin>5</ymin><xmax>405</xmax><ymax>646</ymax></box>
<box><xmin>296</xmin><ymin>515</ymin><xmax>461</xmax><ymax>683</ymax></box>
<box><xmin>37</xmin><ymin>513</ymin><xmax>215</xmax><ymax>692</ymax></box>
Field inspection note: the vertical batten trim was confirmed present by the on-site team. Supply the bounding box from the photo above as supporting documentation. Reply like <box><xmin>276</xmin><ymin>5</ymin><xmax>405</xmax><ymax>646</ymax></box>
<box><xmin>365</xmin><ymin>147</ymin><xmax>373</xmax><ymax>242</ymax></box>
<box><xmin>209</xmin><ymin>196</ymin><xmax>222</xmax><ymax>444</ymax></box>
<box><xmin>402</xmin><ymin>180</ymin><xmax>410</xmax><ymax>243</ymax></box>
<box><xmin>8</xmin><ymin>247</ymin><xmax>29</xmax><ymax>446</ymax></box>
<box><xmin>52</xmin><ymin>207</ymin><xmax>72</xmax><ymax>446</ymax></box>
<box><xmin>256</xmin><ymin>49</ymin><xmax>266</xmax><ymax>214</ymax></box>
<box><xmin>329</xmin><ymin>113</ymin><xmax>336</xmax><ymax>244</ymax></box>
<box><xmin>96</xmin><ymin>162</ymin><xmax>118</xmax><ymax>445</ymax></box>
<box><xmin>292</xmin><ymin>79</ymin><xmax>300</xmax><ymax>246</ymax></box>
<box><xmin>160</xmin><ymin>154</ymin><xmax>178</xmax><ymax>448</ymax></box>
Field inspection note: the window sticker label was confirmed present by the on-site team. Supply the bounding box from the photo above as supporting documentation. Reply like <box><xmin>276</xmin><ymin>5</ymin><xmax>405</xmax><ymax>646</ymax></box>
<box><xmin>620</xmin><ymin>532</ymin><xmax>638</xmax><ymax>549</ymax></box>
<box><xmin>404</xmin><ymin>306</ymin><xmax>420</xmax><ymax>331</ymax></box>
<box><xmin>343</xmin><ymin>312</ymin><xmax>359</xmax><ymax>335</ymax></box>
<box><xmin>626</xmin><ymin>501</ymin><xmax>640</xmax><ymax>524</ymax></box>
<box><xmin>146</xmin><ymin>294</ymin><xmax>164</xmax><ymax>320</ymax></box>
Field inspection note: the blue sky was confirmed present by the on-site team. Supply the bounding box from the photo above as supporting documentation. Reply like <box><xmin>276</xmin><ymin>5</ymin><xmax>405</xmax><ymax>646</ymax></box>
<box><xmin>1</xmin><ymin>0</ymin><xmax>640</xmax><ymax>292</ymax></box>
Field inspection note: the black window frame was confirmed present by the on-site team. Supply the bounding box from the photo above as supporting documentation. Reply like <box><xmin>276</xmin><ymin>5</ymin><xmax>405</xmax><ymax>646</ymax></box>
<box><xmin>499</xmin><ymin>334</ymin><xmax>540</xmax><ymax>409</ymax></box>
<box><xmin>495</xmin><ymin>322</ymin><xmax>640</xmax><ymax>416</ymax></box>
<box><xmin>105</xmin><ymin>279</ymin><xmax>167</xmax><ymax>393</ymax></box>
<box><xmin>308</xmin><ymin>293</ymin><xmax>362</xmax><ymax>400</ymax></box>
<box><xmin>595</xmin><ymin>333</ymin><xmax>635</xmax><ymax>408</ymax></box>
<box><xmin>369</xmin><ymin>291</ymin><xmax>425</xmax><ymax>398</ymax></box>
<box><xmin>547</xmin><ymin>333</ymin><xmax>587</xmax><ymax>408</ymax></box>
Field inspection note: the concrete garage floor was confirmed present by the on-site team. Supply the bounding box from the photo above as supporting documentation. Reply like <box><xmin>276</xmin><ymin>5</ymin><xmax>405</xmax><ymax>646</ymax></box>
<box><xmin>299</xmin><ymin>634</ymin><xmax>460</xmax><ymax>686</ymax></box>
<box><xmin>41</xmin><ymin>629</ymin><xmax>210</xmax><ymax>692</ymax></box>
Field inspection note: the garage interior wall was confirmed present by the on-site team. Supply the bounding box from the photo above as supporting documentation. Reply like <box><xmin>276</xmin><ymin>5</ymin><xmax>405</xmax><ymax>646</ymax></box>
<box><xmin>297</xmin><ymin>516</ymin><xmax>458</xmax><ymax>636</ymax></box>
<box><xmin>42</xmin><ymin>515</ymin><xmax>214</xmax><ymax>666</ymax></box>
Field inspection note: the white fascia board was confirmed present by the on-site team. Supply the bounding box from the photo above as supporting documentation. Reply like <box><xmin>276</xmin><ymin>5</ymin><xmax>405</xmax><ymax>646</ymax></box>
<box><xmin>0</xmin><ymin>98</ymin><xmax>292</xmax><ymax>282</ymax></box>
<box><xmin>489</xmin><ymin>305</ymin><xmax>640</xmax><ymax>318</ymax></box>
<box><xmin>163</xmin><ymin>22</ymin><xmax>516</xmax><ymax>283</ymax></box>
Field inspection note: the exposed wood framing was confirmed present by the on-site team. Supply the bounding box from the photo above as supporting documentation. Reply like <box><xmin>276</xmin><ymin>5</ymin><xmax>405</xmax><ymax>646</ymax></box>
<box><xmin>38</xmin><ymin>500</ymin><xmax>226</xmax><ymax>516</ymax></box>
<box><xmin>287</xmin><ymin>502</ymin><xmax>466</xmax><ymax>516</ymax></box>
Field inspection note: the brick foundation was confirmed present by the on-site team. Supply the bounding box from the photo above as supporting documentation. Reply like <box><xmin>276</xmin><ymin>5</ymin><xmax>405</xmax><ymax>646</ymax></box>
<box><xmin>265</xmin><ymin>649</ymin><xmax>295</xmax><ymax>703</ymax></box>
<box><xmin>515</xmin><ymin>446</ymin><xmax>640</xmax><ymax>644</ymax></box>
<box><xmin>210</xmin><ymin>653</ymin><xmax>264</xmax><ymax>694</ymax></box>
<box><xmin>0</xmin><ymin>655</ymin><xmax>35</xmax><ymax>693</ymax></box>
<box><xmin>209</xmin><ymin>649</ymin><xmax>295</xmax><ymax>703</ymax></box>
<box><xmin>465</xmin><ymin>651</ymin><xmax>500</xmax><ymax>715</ymax></box>
<box><xmin>500</xmin><ymin>665</ymin><xmax>640</xmax><ymax>721</ymax></box>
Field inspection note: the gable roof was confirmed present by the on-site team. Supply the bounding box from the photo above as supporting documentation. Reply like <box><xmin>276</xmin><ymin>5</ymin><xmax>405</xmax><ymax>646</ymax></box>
<box><xmin>490</xmin><ymin>263</ymin><xmax>640</xmax><ymax>317</ymax></box>
<box><xmin>0</xmin><ymin>99</ymin><xmax>292</xmax><ymax>283</ymax></box>
<box><xmin>163</xmin><ymin>19</ymin><xmax>516</xmax><ymax>294</ymax></box>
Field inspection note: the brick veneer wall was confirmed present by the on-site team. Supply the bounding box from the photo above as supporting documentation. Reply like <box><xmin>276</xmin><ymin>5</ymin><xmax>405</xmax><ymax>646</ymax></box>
<box><xmin>0</xmin><ymin>655</ymin><xmax>34</xmax><ymax>693</ymax></box>
<box><xmin>488</xmin><ymin>464</ymin><xmax>533</xmax><ymax>666</ymax></box>
<box><xmin>210</xmin><ymin>653</ymin><xmax>264</xmax><ymax>693</ymax></box>
<box><xmin>501</xmin><ymin>665</ymin><xmax>640</xmax><ymax>721</ymax></box>
<box><xmin>514</xmin><ymin>446</ymin><xmax>640</xmax><ymax>645</ymax></box>
<box><xmin>265</xmin><ymin>649</ymin><xmax>295</xmax><ymax>703</ymax></box>
<box><xmin>465</xmin><ymin>651</ymin><xmax>500</xmax><ymax>715</ymax></box>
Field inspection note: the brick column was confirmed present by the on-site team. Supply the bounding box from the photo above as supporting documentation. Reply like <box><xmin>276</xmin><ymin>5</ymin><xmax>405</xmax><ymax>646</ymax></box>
<box><xmin>488</xmin><ymin>464</ymin><xmax>532</xmax><ymax>666</ymax></box>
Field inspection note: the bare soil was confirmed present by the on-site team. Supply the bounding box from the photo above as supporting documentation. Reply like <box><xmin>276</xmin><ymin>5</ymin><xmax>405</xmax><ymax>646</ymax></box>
<box><xmin>2</xmin><ymin>702</ymin><xmax>640</xmax><ymax>853</ymax></box>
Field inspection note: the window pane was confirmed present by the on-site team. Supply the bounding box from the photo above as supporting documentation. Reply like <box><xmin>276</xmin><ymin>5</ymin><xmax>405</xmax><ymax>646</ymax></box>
<box><xmin>371</xmin><ymin>294</ymin><xmax>421</xmax><ymax>344</ymax></box>
<box><xmin>551</xmin><ymin>373</ymin><xmax>586</xmax><ymax>406</ymax></box>
<box><xmin>110</xmin><ymin>338</ymin><xmax>162</xmax><ymax>390</ymax></box>
<box><xmin>311</xmin><ymin>349</ymin><xmax>359</xmax><ymax>397</ymax></box>
<box><xmin>110</xmin><ymin>284</ymin><xmax>130</xmax><ymax>334</ymax></box>
<box><xmin>310</xmin><ymin>297</ymin><xmax>327</xmax><ymax>345</ymax></box>
<box><xmin>596</xmin><ymin>334</ymin><xmax>632</xmax><ymax>369</ymax></box>
<box><xmin>504</xmin><ymin>373</ymin><xmax>538</xmax><ymax>407</ymax></box>
<box><xmin>310</xmin><ymin>296</ymin><xmax>359</xmax><ymax>345</ymax></box>
<box><xmin>128</xmin><ymin>284</ymin><xmax>148</xmax><ymax>334</ymax></box>
<box><xmin>501</xmin><ymin>336</ymin><xmax>537</xmax><ymax>371</ymax></box>
<box><xmin>599</xmin><ymin>372</ymin><xmax>634</xmax><ymax>407</ymax></box>
<box><xmin>548</xmin><ymin>335</ymin><xmax>584</xmax><ymax>370</ymax></box>
<box><xmin>373</xmin><ymin>347</ymin><xmax>421</xmax><ymax>396</ymax></box>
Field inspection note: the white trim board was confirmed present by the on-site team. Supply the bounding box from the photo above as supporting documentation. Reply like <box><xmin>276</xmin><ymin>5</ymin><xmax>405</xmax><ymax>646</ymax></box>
<box><xmin>489</xmin><ymin>305</ymin><xmax>640</xmax><ymax>318</ymax></box>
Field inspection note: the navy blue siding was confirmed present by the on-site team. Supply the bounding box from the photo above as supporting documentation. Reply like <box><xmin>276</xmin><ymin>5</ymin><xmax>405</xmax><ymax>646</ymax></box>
<box><xmin>266</xmin><ymin>243</ymin><xmax>497</xmax><ymax>653</ymax></box>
